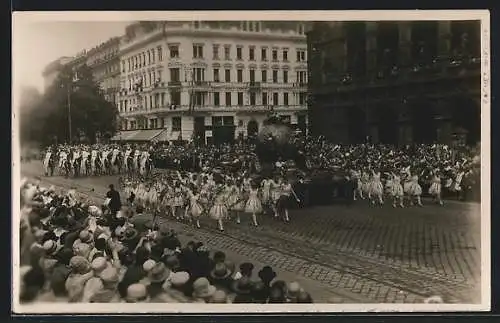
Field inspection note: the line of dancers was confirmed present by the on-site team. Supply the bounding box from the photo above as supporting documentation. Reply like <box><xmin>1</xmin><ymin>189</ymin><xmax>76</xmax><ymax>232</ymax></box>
<box><xmin>351</xmin><ymin>168</ymin><xmax>447</xmax><ymax>207</ymax></box>
<box><xmin>121</xmin><ymin>171</ymin><xmax>301</xmax><ymax>232</ymax></box>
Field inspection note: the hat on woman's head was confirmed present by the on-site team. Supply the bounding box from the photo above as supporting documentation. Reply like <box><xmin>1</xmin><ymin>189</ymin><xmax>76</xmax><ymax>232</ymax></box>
<box><xmin>42</xmin><ymin>240</ymin><xmax>59</xmax><ymax>256</ymax></box>
<box><xmin>210</xmin><ymin>262</ymin><xmax>233</xmax><ymax>280</ymax></box>
<box><xmin>99</xmin><ymin>267</ymin><xmax>120</xmax><ymax>285</ymax></box>
<box><xmin>69</xmin><ymin>256</ymin><xmax>91</xmax><ymax>274</ymax></box>
<box><xmin>142</xmin><ymin>259</ymin><xmax>156</xmax><ymax>272</ymax></box>
<box><xmin>74</xmin><ymin>243</ymin><xmax>92</xmax><ymax>259</ymax></box>
<box><xmin>170</xmin><ymin>271</ymin><xmax>190</xmax><ymax>287</ymax></box>
<box><xmin>192</xmin><ymin>277</ymin><xmax>216</xmax><ymax>299</ymax></box>
<box><xmin>91</xmin><ymin>257</ymin><xmax>108</xmax><ymax>274</ymax></box>
<box><xmin>79</xmin><ymin>230</ymin><xmax>93</xmax><ymax>244</ymax></box>
<box><xmin>125</xmin><ymin>284</ymin><xmax>148</xmax><ymax>303</ymax></box>
<box><xmin>286</xmin><ymin>281</ymin><xmax>302</xmax><ymax>299</ymax></box>
<box><xmin>148</xmin><ymin>262</ymin><xmax>171</xmax><ymax>283</ymax></box>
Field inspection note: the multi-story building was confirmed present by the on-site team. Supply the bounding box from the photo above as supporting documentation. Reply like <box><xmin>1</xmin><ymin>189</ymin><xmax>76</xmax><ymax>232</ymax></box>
<box><xmin>41</xmin><ymin>56</ymin><xmax>74</xmax><ymax>91</ymax></box>
<box><xmin>116</xmin><ymin>21</ymin><xmax>308</xmax><ymax>145</ymax></box>
<box><xmin>85</xmin><ymin>37</ymin><xmax>121</xmax><ymax>104</ymax></box>
<box><xmin>307</xmin><ymin>21</ymin><xmax>481</xmax><ymax>146</ymax></box>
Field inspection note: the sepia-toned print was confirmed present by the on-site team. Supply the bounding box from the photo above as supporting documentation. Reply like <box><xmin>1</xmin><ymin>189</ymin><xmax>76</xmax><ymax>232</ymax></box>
<box><xmin>12</xmin><ymin>10</ymin><xmax>490</xmax><ymax>313</ymax></box>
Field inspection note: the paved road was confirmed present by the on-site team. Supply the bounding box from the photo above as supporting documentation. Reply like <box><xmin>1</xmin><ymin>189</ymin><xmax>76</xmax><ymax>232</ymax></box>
<box><xmin>20</xmin><ymin>161</ymin><xmax>482</xmax><ymax>303</ymax></box>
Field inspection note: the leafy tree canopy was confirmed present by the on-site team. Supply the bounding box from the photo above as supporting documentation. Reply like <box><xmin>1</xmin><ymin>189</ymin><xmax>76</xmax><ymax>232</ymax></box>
<box><xmin>20</xmin><ymin>64</ymin><xmax>119</xmax><ymax>146</ymax></box>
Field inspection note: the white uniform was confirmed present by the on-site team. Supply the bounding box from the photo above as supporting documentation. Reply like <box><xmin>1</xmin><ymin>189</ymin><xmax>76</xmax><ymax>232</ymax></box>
<box><xmin>43</xmin><ymin>151</ymin><xmax>52</xmax><ymax>174</ymax></box>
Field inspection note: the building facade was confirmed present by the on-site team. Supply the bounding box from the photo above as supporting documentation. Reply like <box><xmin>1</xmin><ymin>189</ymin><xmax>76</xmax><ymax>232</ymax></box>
<box><xmin>85</xmin><ymin>37</ymin><xmax>121</xmax><ymax>104</ymax></box>
<box><xmin>117</xmin><ymin>21</ymin><xmax>308</xmax><ymax>145</ymax></box>
<box><xmin>307</xmin><ymin>21</ymin><xmax>481</xmax><ymax>146</ymax></box>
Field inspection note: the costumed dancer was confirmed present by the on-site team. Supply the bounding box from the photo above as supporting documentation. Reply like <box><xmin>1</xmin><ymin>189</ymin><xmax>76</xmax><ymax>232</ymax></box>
<box><xmin>428</xmin><ymin>169</ymin><xmax>444</xmax><ymax>206</ymax></box>
<box><xmin>360</xmin><ymin>171</ymin><xmax>371</xmax><ymax>200</ymax></box>
<box><xmin>210</xmin><ymin>184</ymin><xmax>229</xmax><ymax>232</ymax></box>
<box><xmin>261</xmin><ymin>178</ymin><xmax>271</xmax><ymax>206</ymax></box>
<box><xmin>351</xmin><ymin>169</ymin><xmax>362</xmax><ymax>201</ymax></box>
<box><xmin>245</xmin><ymin>183</ymin><xmax>262</xmax><ymax>227</ymax></box>
<box><xmin>369</xmin><ymin>170</ymin><xmax>384</xmax><ymax>206</ymax></box>
<box><xmin>171</xmin><ymin>181</ymin><xmax>184</xmax><ymax>220</ymax></box>
<box><xmin>276</xmin><ymin>177</ymin><xmax>300</xmax><ymax>223</ymax></box>
<box><xmin>186</xmin><ymin>187</ymin><xmax>203</xmax><ymax>228</ymax></box>
<box><xmin>270</xmin><ymin>176</ymin><xmax>282</xmax><ymax>218</ymax></box>
<box><xmin>391</xmin><ymin>172</ymin><xmax>405</xmax><ymax>208</ymax></box>
<box><xmin>408</xmin><ymin>171</ymin><xmax>423</xmax><ymax>207</ymax></box>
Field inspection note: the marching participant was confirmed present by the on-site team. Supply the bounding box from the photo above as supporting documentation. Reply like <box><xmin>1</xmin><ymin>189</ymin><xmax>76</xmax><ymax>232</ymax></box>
<box><xmin>275</xmin><ymin>177</ymin><xmax>300</xmax><ymax>223</ymax></box>
<box><xmin>209</xmin><ymin>183</ymin><xmax>229</xmax><ymax>232</ymax></box>
<box><xmin>428</xmin><ymin>169</ymin><xmax>444</xmax><ymax>206</ymax></box>
<box><xmin>369</xmin><ymin>169</ymin><xmax>384</xmax><ymax>206</ymax></box>
<box><xmin>390</xmin><ymin>172</ymin><xmax>405</xmax><ymax>208</ymax></box>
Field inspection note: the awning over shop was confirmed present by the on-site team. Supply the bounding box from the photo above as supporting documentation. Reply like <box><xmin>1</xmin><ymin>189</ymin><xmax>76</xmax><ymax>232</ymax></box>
<box><xmin>110</xmin><ymin>130</ymin><xmax>141</xmax><ymax>141</ymax></box>
<box><xmin>153</xmin><ymin>130</ymin><xmax>171</xmax><ymax>142</ymax></box>
<box><xmin>127</xmin><ymin>129</ymin><xmax>165</xmax><ymax>142</ymax></box>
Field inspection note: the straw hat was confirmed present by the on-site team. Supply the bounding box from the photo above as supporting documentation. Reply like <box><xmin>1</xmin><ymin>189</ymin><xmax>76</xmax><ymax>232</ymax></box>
<box><xmin>192</xmin><ymin>277</ymin><xmax>216</xmax><ymax>299</ymax></box>
<box><xmin>210</xmin><ymin>290</ymin><xmax>228</xmax><ymax>303</ymax></box>
<box><xmin>170</xmin><ymin>271</ymin><xmax>190</xmax><ymax>287</ymax></box>
<box><xmin>126</xmin><ymin>284</ymin><xmax>148</xmax><ymax>303</ymax></box>
<box><xmin>210</xmin><ymin>262</ymin><xmax>233</xmax><ymax>280</ymax></box>
<box><xmin>148</xmin><ymin>263</ymin><xmax>171</xmax><ymax>283</ymax></box>
<box><xmin>142</xmin><ymin>259</ymin><xmax>156</xmax><ymax>272</ymax></box>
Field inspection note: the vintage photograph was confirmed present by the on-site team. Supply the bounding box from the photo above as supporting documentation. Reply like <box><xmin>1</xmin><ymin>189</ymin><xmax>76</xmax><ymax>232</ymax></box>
<box><xmin>12</xmin><ymin>11</ymin><xmax>490</xmax><ymax>313</ymax></box>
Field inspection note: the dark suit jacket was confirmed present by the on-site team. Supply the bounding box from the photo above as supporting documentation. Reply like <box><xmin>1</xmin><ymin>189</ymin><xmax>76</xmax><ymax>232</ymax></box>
<box><xmin>106</xmin><ymin>189</ymin><xmax>122</xmax><ymax>211</ymax></box>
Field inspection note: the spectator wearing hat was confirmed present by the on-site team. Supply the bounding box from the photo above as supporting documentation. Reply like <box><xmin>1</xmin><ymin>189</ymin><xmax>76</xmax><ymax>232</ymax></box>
<box><xmin>137</xmin><ymin>259</ymin><xmax>156</xmax><ymax>286</ymax></box>
<box><xmin>90</xmin><ymin>267</ymin><xmax>121</xmax><ymax>303</ymax></box>
<box><xmin>73</xmin><ymin>230</ymin><xmax>94</xmax><ymax>249</ymax></box>
<box><xmin>286</xmin><ymin>281</ymin><xmax>302</xmax><ymax>303</ymax></box>
<box><xmin>65</xmin><ymin>256</ymin><xmax>93</xmax><ymax>302</ymax></box>
<box><xmin>125</xmin><ymin>284</ymin><xmax>149</xmax><ymax>303</ymax></box>
<box><xmin>81</xmin><ymin>257</ymin><xmax>110</xmax><ymax>302</ymax></box>
<box><xmin>145</xmin><ymin>263</ymin><xmax>177</xmax><ymax>302</ymax></box>
<box><xmin>257</xmin><ymin>266</ymin><xmax>277</xmax><ymax>300</ymax></box>
<box><xmin>192</xmin><ymin>277</ymin><xmax>216</xmax><ymax>303</ymax></box>
<box><xmin>268</xmin><ymin>286</ymin><xmax>287</xmax><ymax>303</ymax></box>
<box><xmin>234</xmin><ymin>262</ymin><xmax>254</xmax><ymax>281</ymax></box>
<box><xmin>209</xmin><ymin>262</ymin><xmax>234</xmax><ymax>291</ymax></box>
<box><xmin>164</xmin><ymin>271</ymin><xmax>191</xmax><ymax>302</ymax></box>
<box><xmin>232</xmin><ymin>276</ymin><xmax>254</xmax><ymax>303</ymax></box>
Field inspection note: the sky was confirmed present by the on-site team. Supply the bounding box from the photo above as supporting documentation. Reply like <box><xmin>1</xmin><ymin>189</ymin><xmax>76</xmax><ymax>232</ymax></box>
<box><xmin>13</xmin><ymin>20</ymin><xmax>130</xmax><ymax>93</ymax></box>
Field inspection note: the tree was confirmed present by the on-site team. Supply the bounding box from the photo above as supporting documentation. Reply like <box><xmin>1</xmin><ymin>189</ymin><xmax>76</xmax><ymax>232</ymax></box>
<box><xmin>21</xmin><ymin>64</ymin><xmax>119</xmax><ymax>146</ymax></box>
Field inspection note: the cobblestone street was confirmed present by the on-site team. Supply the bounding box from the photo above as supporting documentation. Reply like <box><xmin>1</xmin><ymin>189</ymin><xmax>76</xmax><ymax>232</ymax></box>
<box><xmin>20</xmin><ymin>161</ymin><xmax>482</xmax><ymax>303</ymax></box>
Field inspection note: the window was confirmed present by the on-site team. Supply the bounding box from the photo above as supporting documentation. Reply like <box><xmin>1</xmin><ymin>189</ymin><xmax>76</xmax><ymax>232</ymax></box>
<box><xmin>283</xmin><ymin>92</ymin><xmax>289</xmax><ymax>106</ymax></box>
<box><xmin>299</xmin><ymin>92</ymin><xmax>307</xmax><ymax>105</ymax></box>
<box><xmin>272</xmin><ymin>70</ymin><xmax>278</xmax><ymax>83</ymax></box>
<box><xmin>161</xmin><ymin>93</ymin><xmax>165</xmax><ymax>106</ymax></box>
<box><xmin>225</xmin><ymin>92</ymin><xmax>232</xmax><ymax>106</ymax></box>
<box><xmin>194</xmin><ymin>21</ymin><xmax>200</xmax><ymax>29</ymax></box>
<box><xmin>273</xmin><ymin>92</ymin><xmax>279</xmax><ymax>105</ymax></box>
<box><xmin>193</xmin><ymin>68</ymin><xmax>205</xmax><ymax>82</ymax></box>
<box><xmin>171</xmin><ymin>91</ymin><xmax>181</xmax><ymax>106</ymax></box>
<box><xmin>250</xmin><ymin>92</ymin><xmax>256</xmax><ymax>105</ymax></box>
<box><xmin>214</xmin><ymin>92</ymin><xmax>220</xmax><ymax>106</ymax></box>
<box><xmin>157</xmin><ymin>46</ymin><xmax>163</xmax><ymax>61</ymax></box>
<box><xmin>170</xmin><ymin>45</ymin><xmax>179</xmax><ymax>58</ymax></box>
<box><xmin>261</xmin><ymin>48</ymin><xmax>267</xmax><ymax>61</ymax></box>
<box><xmin>170</xmin><ymin>68</ymin><xmax>180</xmax><ymax>82</ymax></box>
<box><xmin>237</xmin><ymin>92</ymin><xmax>244</xmax><ymax>105</ymax></box>
<box><xmin>225</xmin><ymin>69</ymin><xmax>231</xmax><ymax>82</ymax></box>
<box><xmin>193</xmin><ymin>45</ymin><xmax>204</xmax><ymax>58</ymax></box>
<box><xmin>297</xmin><ymin>71</ymin><xmax>307</xmax><ymax>84</ymax></box>
<box><xmin>261</xmin><ymin>70</ymin><xmax>267</xmax><ymax>83</ymax></box>
<box><xmin>249</xmin><ymin>47</ymin><xmax>255</xmax><ymax>61</ymax></box>
<box><xmin>296</xmin><ymin>49</ymin><xmax>306</xmax><ymax>62</ymax></box>
<box><xmin>283</xmin><ymin>70</ymin><xmax>288</xmax><ymax>83</ymax></box>
<box><xmin>213</xmin><ymin>68</ymin><xmax>220</xmax><ymax>82</ymax></box>
<box><xmin>122</xmin><ymin>61</ymin><xmax>126</xmax><ymax>72</ymax></box>
<box><xmin>283</xmin><ymin>50</ymin><xmax>288</xmax><ymax>61</ymax></box>
<box><xmin>127</xmin><ymin>58</ymin><xmax>131</xmax><ymax>71</ymax></box>
<box><xmin>224</xmin><ymin>45</ymin><xmax>231</xmax><ymax>60</ymax></box>
<box><xmin>194</xmin><ymin>92</ymin><xmax>204</xmax><ymax>106</ymax></box>
<box><xmin>236</xmin><ymin>47</ymin><xmax>243</xmax><ymax>60</ymax></box>
<box><xmin>213</xmin><ymin>45</ymin><xmax>219</xmax><ymax>60</ymax></box>
<box><xmin>149</xmin><ymin>95</ymin><xmax>153</xmax><ymax>109</ymax></box>
<box><xmin>151</xmin><ymin>51</ymin><xmax>155</xmax><ymax>63</ymax></box>
<box><xmin>237</xmin><ymin>69</ymin><xmax>243</xmax><ymax>83</ymax></box>
<box><xmin>262</xmin><ymin>92</ymin><xmax>268</xmax><ymax>105</ymax></box>
<box><xmin>172</xmin><ymin>117</ymin><xmax>182</xmax><ymax>131</ymax></box>
<box><xmin>272</xmin><ymin>49</ymin><xmax>278</xmax><ymax>61</ymax></box>
<box><xmin>249</xmin><ymin>70</ymin><xmax>255</xmax><ymax>82</ymax></box>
